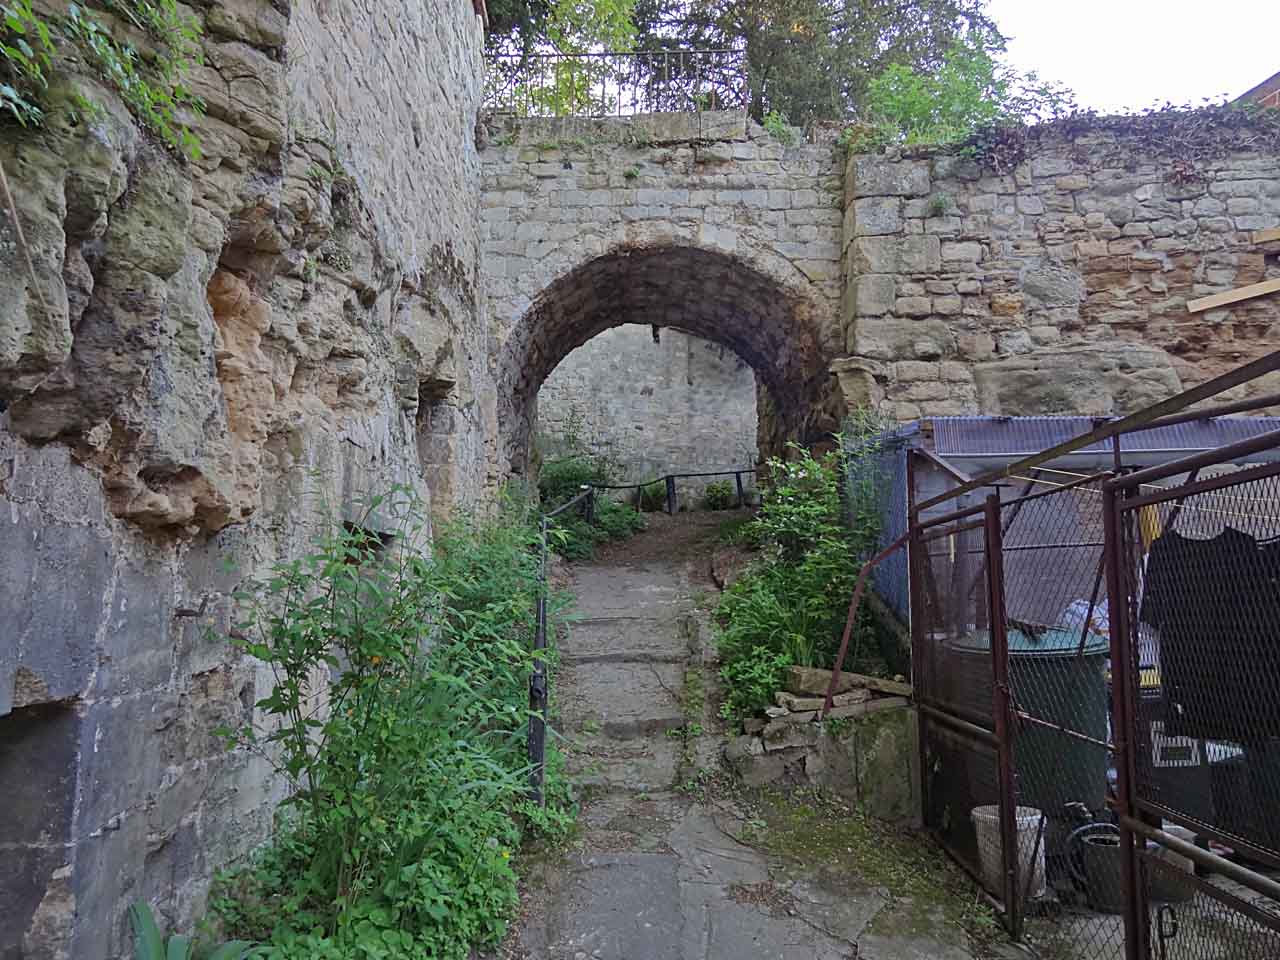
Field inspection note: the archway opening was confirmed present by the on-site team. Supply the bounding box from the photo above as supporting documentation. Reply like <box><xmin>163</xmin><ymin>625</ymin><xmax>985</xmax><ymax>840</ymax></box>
<box><xmin>497</xmin><ymin>244</ymin><xmax>836</xmax><ymax>477</ymax></box>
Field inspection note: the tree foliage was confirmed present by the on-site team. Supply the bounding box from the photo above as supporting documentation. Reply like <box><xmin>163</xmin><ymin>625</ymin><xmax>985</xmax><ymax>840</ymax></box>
<box><xmin>622</xmin><ymin>0</ymin><xmax>999</xmax><ymax>124</ymax></box>
<box><xmin>858</xmin><ymin>30</ymin><xmax>1075</xmax><ymax>146</ymax></box>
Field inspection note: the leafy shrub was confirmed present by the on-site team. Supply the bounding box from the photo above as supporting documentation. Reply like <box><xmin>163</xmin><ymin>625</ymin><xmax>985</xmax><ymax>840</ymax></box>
<box><xmin>851</xmin><ymin>31</ymin><xmax>1074</xmax><ymax>150</ymax></box>
<box><xmin>128</xmin><ymin>901</ymin><xmax>255</xmax><ymax>960</ymax></box>
<box><xmin>719</xmin><ymin>645</ymin><xmax>793</xmax><ymax>721</ymax></box>
<box><xmin>538</xmin><ymin>454</ymin><xmax>607</xmax><ymax>508</ymax></box>
<box><xmin>702</xmin><ymin>480</ymin><xmax>735</xmax><ymax>511</ymax></box>
<box><xmin>762</xmin><ymin>109</ymin><xmax>797</xmax><ymax>146</ymax></box>
<box><xmin>212</xmin><ymin>490</ymin><xmax>575</xmax><ymax>960</ymax></box>
<box><xmin>715</xmin><ymin>432</ymin><xmax>888</xmax><ymax>722</ymax></box>
<box><xmin>0</xmin><ymin>0</ymin><xmax>55</xmax><ymax>126</ymax></box>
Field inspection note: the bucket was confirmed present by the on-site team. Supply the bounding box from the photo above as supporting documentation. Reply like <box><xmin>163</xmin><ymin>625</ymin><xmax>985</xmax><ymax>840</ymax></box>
<box><xmin>971</xmin><ymin>805</ymin><xmax>1047</xmax><ymax>900</ymax></box>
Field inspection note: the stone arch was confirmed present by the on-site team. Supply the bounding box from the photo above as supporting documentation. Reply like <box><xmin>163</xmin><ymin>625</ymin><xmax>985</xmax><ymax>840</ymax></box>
<box><xmin>496</xmin><ymin>242</ymin><xmax>838</xmax><ymax>474</ymax></box>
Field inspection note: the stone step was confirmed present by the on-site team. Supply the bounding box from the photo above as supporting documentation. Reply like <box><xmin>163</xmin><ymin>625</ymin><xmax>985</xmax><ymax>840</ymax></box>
<box><xmin>570</xmin><ymin>565</ymin><xmax>684</xmax><ymax>619</ymax></box>
<box><xmin>557</xmin><ymin>660</ymin><xmax>686</xmax><ymax>739</ymax></box>
<box><xmin>562</xmin><ymin>616</ymin><xmax>692</xmax><ymax>664</ymax></box>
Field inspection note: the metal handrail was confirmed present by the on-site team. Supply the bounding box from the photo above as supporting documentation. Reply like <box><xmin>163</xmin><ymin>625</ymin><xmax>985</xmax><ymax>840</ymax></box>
<box><xmin>484</xmin><ymin>47</ymin><xmax>749</xmax><ymax>118</ymax></box>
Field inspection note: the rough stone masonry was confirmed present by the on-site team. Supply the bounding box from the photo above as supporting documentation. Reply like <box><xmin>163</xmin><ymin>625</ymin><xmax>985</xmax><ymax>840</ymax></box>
<box><xmin>2</xmin><ymin>5</ymin><xmax>1280</xmax><ymax>956</ymax></box>
<box><xmin>1</xmin><ymin>2</ymin><xmax>492</xmax><ymax>956</ymax></box>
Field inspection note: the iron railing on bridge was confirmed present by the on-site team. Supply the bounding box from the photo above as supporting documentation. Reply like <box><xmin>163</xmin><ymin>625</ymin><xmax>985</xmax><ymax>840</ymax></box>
<box><xmin>484</xmin><ymin>48</ymin><xmax>748</xmax><ymax>118</ymax></box>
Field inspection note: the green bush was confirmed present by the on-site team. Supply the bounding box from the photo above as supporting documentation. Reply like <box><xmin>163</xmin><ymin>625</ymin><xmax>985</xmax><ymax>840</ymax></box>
<box><xmin>715</xmin><ymin>435</ymin><xmax>887</xmax><ymax>722</ymax></box>
<box><xmin>850</xmin><ymin>30</ymin><xmax>1075</xmax><ymax>150</ymax></box>
<box><xmin>538</xmin><ymin>454</ymin><xmax>607</xmax><ymax>508</ymax></box>
<box><xmin>211</xmin><ymin>490</ymin><xmax>575</xmax><ymax>960</ymax></box>
<box><xmin>548</xmin><ymin>494</ymin><xmax>646</xmax><ymax>562</ymax></box>
<box><xmin>702</xmin><ymin>480</ymin><xmax>735</xmax><ymax>511</ymax></box>
<box><xmin>1</xmin><ymin>0</ymin><xmax>205</xmax><ymax>156</ymax></box>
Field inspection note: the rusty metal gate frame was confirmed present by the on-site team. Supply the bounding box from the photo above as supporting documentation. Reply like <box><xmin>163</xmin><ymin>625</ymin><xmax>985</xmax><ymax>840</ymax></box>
<box><xmin>908</xmin><ymin>469</ymin><xmax>1024</xmax><ymax>934</ymax></box>
<box><xmin>1104</xmin><ymin>435</ymin><xmax>1280</xmax><ymax>960</ymax></box>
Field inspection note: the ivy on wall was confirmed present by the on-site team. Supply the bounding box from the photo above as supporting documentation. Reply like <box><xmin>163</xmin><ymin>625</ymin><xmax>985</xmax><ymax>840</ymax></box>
<box><xmin>1</xmin><ymin>0</ymin><xmax>204</xmax><ymax>158</ymax></box>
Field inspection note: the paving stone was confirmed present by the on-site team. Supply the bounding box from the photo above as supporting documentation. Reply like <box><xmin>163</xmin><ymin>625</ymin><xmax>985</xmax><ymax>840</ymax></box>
<box><xmin>563</xmin><ymin>617</ymin><xmax>690</xmax><ymax>663</ymax></box>
<box><xmin>558</xmin><ymin>660</ymin><xmax>685</xmax><ymax>738</ymax></box>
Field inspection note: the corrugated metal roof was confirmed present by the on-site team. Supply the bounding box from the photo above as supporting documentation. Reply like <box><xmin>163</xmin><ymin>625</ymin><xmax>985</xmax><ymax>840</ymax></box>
<box><xmin>928</xmin><ymin>416</ymin><xmax>1280</xmax><ymax>458</ymax></box>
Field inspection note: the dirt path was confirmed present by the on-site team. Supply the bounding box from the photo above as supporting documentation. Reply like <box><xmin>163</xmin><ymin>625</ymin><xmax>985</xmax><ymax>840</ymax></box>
<box><xmin>505</xmin><ymin>513</ymin><xmax>1013</xmax><ymax>960</ymax></box>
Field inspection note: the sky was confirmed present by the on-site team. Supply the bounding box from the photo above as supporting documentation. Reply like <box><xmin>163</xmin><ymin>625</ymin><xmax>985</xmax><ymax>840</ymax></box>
<box><xmin>984</xmin><ymin>1</ymin><xmax>1279</xmax><ymax>115</ymax></box>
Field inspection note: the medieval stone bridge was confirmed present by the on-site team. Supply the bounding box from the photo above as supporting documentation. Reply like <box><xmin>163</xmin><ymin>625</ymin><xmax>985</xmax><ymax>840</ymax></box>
<box><xmin>480</xmin><ymin>112</ymin><xmax>847</xmax><ymax>472</ymax></box>
<box><xmin>479</xmin><ymin>109</ymin><xmax>1280</xmax><ymax>476</ymax></box>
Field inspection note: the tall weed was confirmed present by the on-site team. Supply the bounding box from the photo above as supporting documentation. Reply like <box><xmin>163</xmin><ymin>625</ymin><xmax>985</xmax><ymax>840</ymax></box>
<box><xmin>212</xmin><ymin>489</ymin><xmax>574</xmax><ymax>960</ymax></box>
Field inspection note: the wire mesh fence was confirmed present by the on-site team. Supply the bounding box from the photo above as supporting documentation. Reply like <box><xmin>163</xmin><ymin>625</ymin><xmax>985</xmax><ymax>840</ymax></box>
<box><xmin>910</xmin><ymin>451</ymin><xmax>1280</xmax><ymax>959</ymax></box>
<box><xmin>484</xmin><ymin>48</ymin><xmax>749</xmax><ymax>117</ymax></box>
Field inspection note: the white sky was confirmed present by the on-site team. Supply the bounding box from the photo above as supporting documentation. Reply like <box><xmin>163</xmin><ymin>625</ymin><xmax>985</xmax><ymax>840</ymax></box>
<box><xmin>984</xmin><ymin>1</ymin><xmax>1279</xmax><ymax>114</ymax></box>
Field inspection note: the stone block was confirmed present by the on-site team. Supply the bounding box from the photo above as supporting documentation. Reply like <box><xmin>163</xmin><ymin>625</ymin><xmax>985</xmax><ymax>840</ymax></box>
<box><xmin>900</xmin><ymin>236</ymin><xmax>942</xmax><ymax>271</ymax></box>
<box><xmin>851</xmin><ymin>236</ymin><xmax>901</xmax><ymax>273</ymax></box>
<box><xmin>851</xmin><ymin>157</ymin><xmax>930</xmax><ymax>197</ymax></box>
<box><xmin>896</xmin><ymin>297</ymin><xmax>932</xmax><ymax>317</ymax></box>
<box><xmin>973</xmin><ymin>344</ymin><xmax>1181</xmax><ymax>416</ymax></box>
<box><xmin>763</xmin><ymin>719</ymin><xmax>821</xmax><ymax>751</ymax></box>
<box><xmin>933</xmin><ymin>294</ymin><xmax>962</xmax><ymax>315</ymax></box>
<box><xmin>854</xmin><ymin>275</ymin><xmax>896</xmax><ymax>316</ymax></box>
<box><xmin>940</xmin><ymin>240</ymin><xmax>982</xmax><ymax>267</ymax></box>
<box><xmin>853</xmin><ymin>196</ymin><xmax>902</xmax><ymax>236</ymax></box>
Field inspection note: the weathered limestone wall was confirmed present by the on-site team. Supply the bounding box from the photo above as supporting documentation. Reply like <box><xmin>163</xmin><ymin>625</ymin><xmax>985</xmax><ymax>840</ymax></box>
<box><xmin>835</xmin><ymin>132</ymin><xmax>1280</xmax><ymax>419</ymax></box>
<box><xmin>0</xmin><ymin>2</ymin><xmax>488</xmax><ymax>956</ymax></box>
<box><xmin>537</xmin><ymin>325</ymin><xmax>759</xmax><ymax>494</ymax></box>
<box><xmin>479</xmin><ymin>113</ymin><xmax>846</xmax><ymax>473</ymax></box>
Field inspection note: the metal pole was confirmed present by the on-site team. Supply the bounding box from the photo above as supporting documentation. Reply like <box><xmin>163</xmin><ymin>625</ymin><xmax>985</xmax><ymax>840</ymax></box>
<box><xmin>1104</xmin><ymin>485</ymin><xmax>1145</xmax><ymax>960</ymax></box>
<box><xmin>665</xmin><ymin>474</ymin><xmax>677</xmax><ymax>515</ymax></box>
<box><xmin>985</xmin><ymin>493</ymin><xmax>1021</xmax><ymax>939</ymax></box>
<box><xmin>529</xmin><ymin>516</ymin><xmax>550</xmax><ymax>805</ymax></box>
<box><xmin>735</xmin><ymin>471</ymin><xmax>745</xmax><ymax>507</ymax></box>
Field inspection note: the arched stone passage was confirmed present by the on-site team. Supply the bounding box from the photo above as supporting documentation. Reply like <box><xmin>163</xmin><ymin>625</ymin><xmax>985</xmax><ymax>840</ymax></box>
<box><xmin>496</xmin><ymin>244</ymin><xmax>837</xmax><ymax>473</ymax></box>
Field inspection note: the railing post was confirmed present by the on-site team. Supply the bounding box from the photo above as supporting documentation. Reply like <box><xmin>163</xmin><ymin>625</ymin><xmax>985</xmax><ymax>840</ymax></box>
<box><xmin>665</xmin><ymin>475</ymin><xmax>677</xmax><ymax>515</ymax></box>
<box><xmin>984</xmin><ymin>492</ymin><xmax>1021</xmax><ymax>939</ymax></box>
<box><xmin>529</xmin><ymin>516</ymin><xmax>550</xmax><ymax>805</ymax></box>
<box><xmin>584</xmin><ymin>485</ymin><xmax>595</xmax><ymax>525</ymax></box>
<box><xmin>1104</xmin><ymin>483</ymin><xmax>1147</xmax><ymax>960</ymax></box>
<box><xmin>735</xmin><ymin>471</ymin><xmax>744</xmax><ymax>507</ymax></box>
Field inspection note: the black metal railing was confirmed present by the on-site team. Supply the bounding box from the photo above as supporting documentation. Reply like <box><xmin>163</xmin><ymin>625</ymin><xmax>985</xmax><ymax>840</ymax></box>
<box><xmin>484</xmin><ymin>48</ymin><xmax>748</xmax><ymax>118</ymax></box>
<box><xmin>591</xmin><ymin>467</ymin><xmax>758</xmax><ymax>514</ymax></box>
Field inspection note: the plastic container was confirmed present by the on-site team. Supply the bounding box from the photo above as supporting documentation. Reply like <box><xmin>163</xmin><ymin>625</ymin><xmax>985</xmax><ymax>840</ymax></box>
<box><xmin>971</xmin><ymin>804</ymin><xmax>1047</xmax><ymax>900</ymax></box>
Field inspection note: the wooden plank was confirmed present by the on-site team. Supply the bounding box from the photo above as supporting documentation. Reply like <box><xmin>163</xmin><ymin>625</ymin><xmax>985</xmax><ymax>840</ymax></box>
<box><xmin>1252</xmin><ymin>228</ymin><xmax>1280</xmax><ymax>244</ymax></box>
<box><xmin>1187</xmin><ymin>278</ymin><xmax>1280</xmax><ymax>314</ymax></box>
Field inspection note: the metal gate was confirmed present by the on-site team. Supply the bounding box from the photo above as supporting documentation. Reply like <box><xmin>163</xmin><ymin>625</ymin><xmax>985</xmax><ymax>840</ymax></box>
<box><xmin>909</xmin><ymin>426</ymin><xmax>1280</xmax><ymax>958</ymax></box>
<box><xmin>1107</xmin><ymin>440</ymin><xmax>1280</xmax><ymax>960</ymax></box>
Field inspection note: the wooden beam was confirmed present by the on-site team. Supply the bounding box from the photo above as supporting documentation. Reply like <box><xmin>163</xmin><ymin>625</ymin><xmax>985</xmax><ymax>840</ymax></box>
<box><xmin>1252</xmin><ymin>228</ymin><xmax>1280</xmax><ymax>244</ymax></box>
<box><xmin>1187</xmin><ymin>278</ymin><xmax>1280</xmax><ymax>314</ymax></box>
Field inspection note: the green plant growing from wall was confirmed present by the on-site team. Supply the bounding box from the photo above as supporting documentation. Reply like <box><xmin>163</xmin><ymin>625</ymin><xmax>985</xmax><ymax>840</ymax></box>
<box><xmin>925</xmin><ymin>192</ymin><xmax>953</xmax><ymax>217</ymax></box>
<box><xmin>0</xmin><ymin>0</ymin><xmax>205</xmax><ymax>157</ymax></box>
<box><xmin>762</xmin><ymin>109</ymin><xmax>796</xmax><ymax>146</ymax></box>
<box><xmin>0</xmin><ymin>0</ymin><xmax>55</xmax><ymax>126</ymax></box>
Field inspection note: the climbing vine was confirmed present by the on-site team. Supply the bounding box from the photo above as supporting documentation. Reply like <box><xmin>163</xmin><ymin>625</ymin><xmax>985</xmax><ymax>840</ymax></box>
<box><xmin>0</xmin><ymin>0</ymin><xmax>204</xmax><ymax>157</ymax></box>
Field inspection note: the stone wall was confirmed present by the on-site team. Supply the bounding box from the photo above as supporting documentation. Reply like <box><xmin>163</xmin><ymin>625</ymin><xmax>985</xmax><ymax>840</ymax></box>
<box><xmin>537</xmin><ymin>325</ymin><xmax>759</xmax><ymax>497</ymax></box>
<box><xmin>0</xmin><ymin>2</ymin><xmax>488</xmax><ymax>956</ymax></box>
<box><xmin>835</xmin><ymin>130</ymin><xmax>1280</xmax><ymax>419</ymax></box>
<box><xmin>479</xmin><ymin>113</ymin><xmax>846</xmax><ymax>474</ymax></box>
